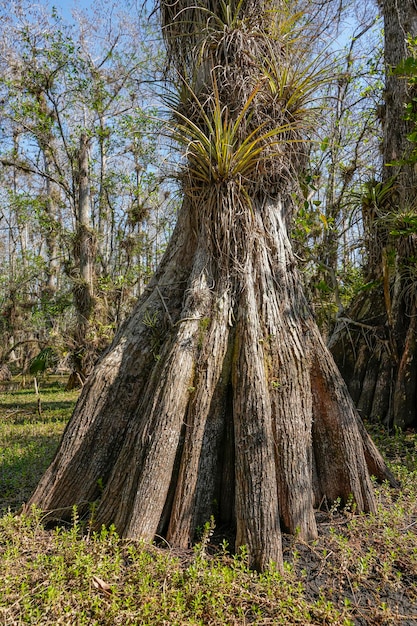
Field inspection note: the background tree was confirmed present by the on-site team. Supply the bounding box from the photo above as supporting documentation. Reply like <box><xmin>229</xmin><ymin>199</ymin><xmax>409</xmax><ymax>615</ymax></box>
<box><xmin>296</xmin><ymin>12</ymin><xmax>384</xmax><ymax>338</ymax></box>
<box><xmin>0</xmin><ymin>0</ymin><xmax>171</xmax><ymax>375</ymax></box>
<box><xmin>330</xmin><ymin>0</ymin><xmax>417</xmax><ymax>429</ymax></box>
<box><xmin>28</xmin><ymin>0</ymin><xmax>395</xmax><ymax>571</ymax></box>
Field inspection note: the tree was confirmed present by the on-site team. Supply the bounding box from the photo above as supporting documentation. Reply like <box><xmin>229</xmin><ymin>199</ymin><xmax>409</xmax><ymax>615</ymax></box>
<box><xmin>0</xmin><ymin>0</ymin><xmax>167</xmax><ymax>373</ymax></box>
<box><xmin>330</xmin><ymin>0</ymin><xmax>417</xmax><ymax>429</ymax></box>
<box><xmin>297</xmin><ymin>13</ymin><xmax>384</xmax><ymax>338</ymax></box>
<box><xmin>28</xmin><ymin>0</ymin><xmax>395</xmax><ymax>571</ymax></box>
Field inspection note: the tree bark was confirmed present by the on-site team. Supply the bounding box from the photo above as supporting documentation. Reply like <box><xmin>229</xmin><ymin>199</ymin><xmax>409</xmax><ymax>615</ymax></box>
<box><xmin>75</xmin><ymin>132</ymin><xmax>95</xmax><ymax>327</ymax></box>
<box><xmin>29</xmin><ymin>193</ymin><xmax>395</xmax><ymax>570</ymax></box>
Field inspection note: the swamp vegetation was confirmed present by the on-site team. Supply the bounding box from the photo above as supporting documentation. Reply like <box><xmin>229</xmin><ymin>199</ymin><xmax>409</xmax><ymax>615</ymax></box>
<box><xmin>0</xmin><ymin>383</ymin><xmax>417</xmax><ymax>624</ymax></box>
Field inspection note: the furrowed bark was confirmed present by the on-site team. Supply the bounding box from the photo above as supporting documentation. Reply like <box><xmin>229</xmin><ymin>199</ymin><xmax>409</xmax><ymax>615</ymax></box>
<box><xmin>28</xmin><ymin>205</ymin><xmax>196</xmax><ymax>514</ymax></box>
<box><xmin>233</xmin><ymin>259</ymin><xmax>283</xmax><ymax>571</ymax></box>
<box><xmin>28</xmin><ymin>191</ymin><xmax>394</xmax><ymax>569</ymax></box>
<box><xmin>393</xmin><ymin>309</ymin><xmax>417</xmax><ymax>429</ymax></box>
<box><xmin>311</xmin><ymin>331</ymin><xmax>383</xmax><ymax>512</ymax></box>
<box><xmin>257</xmin><ymin>200</ymin><xmax>317</xmax><ymax>540</ymax></box>
<box><xmin>166</xmin><ymin>284</ymin><xmax>232</xmax><ymax>545</ymax></box>
<box><xmin>96</xmin><ymin>245</ymin><xmax>213</xmax><ymax>537</ymax></box>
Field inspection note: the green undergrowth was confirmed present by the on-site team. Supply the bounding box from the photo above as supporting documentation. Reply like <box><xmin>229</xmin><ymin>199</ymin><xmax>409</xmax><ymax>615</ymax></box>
<box><xmin>0</xmin><ymin>383</ymin><xmax>417</xmax><ymax>624</ymax></box>
<box><xmin>0</xmin><ymin>382</ymin><xmax>79</xmax><ymax>512</ymax></box>
<box><xmin>0</xmin><ymin>509</ymin><xmax>353</xmax><ymax>626</ymax></box>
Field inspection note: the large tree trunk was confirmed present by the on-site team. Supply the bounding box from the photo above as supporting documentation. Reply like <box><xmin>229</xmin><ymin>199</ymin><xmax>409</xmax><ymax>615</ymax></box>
<box><xmin>330</xmin><ymin>0</ymin><xmax>417</xmax><ymax>429</ymax></box>
<box><xmin>29</xmin><ymin>194</ymin><xmax>395</xmax><ymax>570</ymax></box>
<box><xmin>28</xmin><ymin>0</ymin><xmax>396</xmax><ymax>571</ymax></box>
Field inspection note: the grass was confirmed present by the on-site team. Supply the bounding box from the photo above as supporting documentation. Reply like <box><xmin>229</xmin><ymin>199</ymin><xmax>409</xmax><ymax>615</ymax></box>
<box><xmin>1</xmin><ymin>382</ymin><xmax>417</xmax><ymax>624</ymax></box>
<box><xmin>0</xmin><ymin>381</ymin><xmax>79</xmax><ymax>512</ymax></box>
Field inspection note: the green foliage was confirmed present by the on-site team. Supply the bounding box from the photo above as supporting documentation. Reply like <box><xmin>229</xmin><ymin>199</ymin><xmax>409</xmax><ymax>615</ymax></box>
<box><xmin>392</xmin><ymin>36</ymin><xmax>417</xmax><ymax>165</ymax></box>
<box><xmin>143</xmin><ymin>309</ymin><xmax>164</xmax><ymax>361</ymax></box>
<box><xmin>387</xmin><ymin>207</ymin><xmax>417</xmax><ymax>237</ymax></box>
<box><xmin>0</xmin><ymin>386</ymin><xmax>416</xmax><ymax>624</ymax></box>
<box><xmin>28</xmin><ymin>348</ymin><xmax>59</xmax><ymax>377</ymax></box>
<box><xmin>0</xmin><ymin>1</ymin><xmax>170</xmax><ymax>373</ymax></box>
<box><xmin>359</xmin><ymin>177</ymin><xmax>397</xmax><ymax>213</ymax></box>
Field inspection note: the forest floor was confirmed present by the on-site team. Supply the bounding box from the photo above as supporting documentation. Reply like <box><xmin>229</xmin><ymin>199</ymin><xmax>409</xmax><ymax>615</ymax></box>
<box><xmin>0</xmin><ymin>380</ymin><xmax>416</xmax><ymax>625</ymax></box>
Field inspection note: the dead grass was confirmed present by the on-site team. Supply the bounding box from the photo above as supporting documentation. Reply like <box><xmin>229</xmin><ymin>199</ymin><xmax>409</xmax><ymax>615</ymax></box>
<box><xmin>0</xmin><ymin>383</ymin><xmax>417</xmax><ymax>624</ymax></box>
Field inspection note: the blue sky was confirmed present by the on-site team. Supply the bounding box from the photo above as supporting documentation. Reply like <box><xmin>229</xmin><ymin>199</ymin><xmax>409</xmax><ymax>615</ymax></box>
<box><xmin>52</xmin><ymin>0</ymin><xmax>143</xmax><ymax>15</ymax></box>
<box><xmin>48</xmin><ymin>0</ymin><xmax>152</xmax><ymax>30</ymax></box>
<box><xmin>51</xmin><ymin>0</ymin><xmax>137</xmax><ymax>22</ymax></box>
<box><xmin>52</xmin><ymin>0</ymin><xmax>93</xmax><ymax>18</ymax></box>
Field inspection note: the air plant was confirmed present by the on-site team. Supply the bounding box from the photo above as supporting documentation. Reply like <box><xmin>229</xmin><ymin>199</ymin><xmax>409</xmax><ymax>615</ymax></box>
<box><xmin>162</xmin><ymin>0</ymin><xmax>331</xmax><ymax>269</ymax></box>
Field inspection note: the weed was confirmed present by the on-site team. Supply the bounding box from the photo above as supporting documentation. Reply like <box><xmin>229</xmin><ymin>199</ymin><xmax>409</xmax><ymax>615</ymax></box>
<box><xmin>1</xmin><ymin>384</ymin><xmax>417</xmax><ymax>623</ymax></box>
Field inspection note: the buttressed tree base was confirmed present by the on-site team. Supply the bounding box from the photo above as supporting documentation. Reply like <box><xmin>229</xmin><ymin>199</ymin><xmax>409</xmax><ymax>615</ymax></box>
<box><xmin>29</xmin><ymin>0</ymin><xmax>397</xmax><ymax>570</ymax></box>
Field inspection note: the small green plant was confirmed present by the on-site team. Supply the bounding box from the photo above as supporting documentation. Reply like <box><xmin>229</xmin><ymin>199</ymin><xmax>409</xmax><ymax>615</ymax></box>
<box><xmin>143</xmin><ymin>309</ymin><xmax>163</xmax><ymax>361</ymax></box>
<box><xmin>0</xmin><ymin>374</ymin><xmax>417</xmax><ymax>624</ymax></box>
<box><xmin>194</xmin><ymin>515</ymin><xmax>216</xmax><ymax>559</ymax></box>
<box><xmin>28</xmin><ymin>347</ymin><xmax>59</xmax><ymax>378</ymax></box>
<box><xmin>197</xmin><ymin>316</ymin><xmax>211</xmax><ymax>348</ymax></box>
<box><xmin>329</xmin><ymin>496</ymin><xmax>342</xmax><ymax>517</ymax></box>
<box><xmin>169</xmin><ymin>78</ymin><xmax>296</xmax><ymax>193</ymax></box>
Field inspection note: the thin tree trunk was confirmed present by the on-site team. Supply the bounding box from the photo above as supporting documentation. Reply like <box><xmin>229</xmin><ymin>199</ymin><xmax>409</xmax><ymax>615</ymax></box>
<box><xmin>36</xmin><ymin>91</ymin><xmax>60</xmax><ymax>299</ymax></box>
<box><xmin>75</xmin><ymin>132</ymin><xmax>95</xmax><ymax>328</ymax></box>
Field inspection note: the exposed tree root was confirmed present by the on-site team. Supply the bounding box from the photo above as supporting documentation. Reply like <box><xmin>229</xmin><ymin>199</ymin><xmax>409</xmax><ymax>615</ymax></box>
<box><xmin>29</xmin><ymin>198</ymin><xmax>395</xmax><ymax>571</ymax></box>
